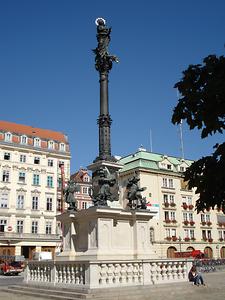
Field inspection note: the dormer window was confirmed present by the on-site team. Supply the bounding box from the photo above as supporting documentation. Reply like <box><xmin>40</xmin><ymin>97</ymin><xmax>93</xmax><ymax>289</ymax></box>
<box><xmin>83</xmin><ymin>176</ymin><xmax>89</xmax><ymax>182</ymax></box>
<box><xmin>180</xmin><ymin>166</ymin><xmax>185</xmax><ymax>172</ymax></box>
<box><xmin>21</xmin><ymin>135</ymin><xmax>27</xmax><ymax>144</ymax></box>
<box><xmin>59</xmin><ymin>143</ymin><xmax>65</xmax><ymax>152</ymax></box>
<box><xmin>167</xmin><ymin>164</ymin><xmax>172</xmax><ymax>170</ymax></box>
<box><xmin>48</xmin><ymin>141</ymin><xmax>54</xmax><ymax>150</ymax></box>
<box><xmin>34</xmin><ymin>138</ymin><xmax>40</xmax><ymax>147</ymax></box>
<box><xmin>5</xmin><ymin>132</ymin><xmax>12</xmax><ymax>142</ymax></box>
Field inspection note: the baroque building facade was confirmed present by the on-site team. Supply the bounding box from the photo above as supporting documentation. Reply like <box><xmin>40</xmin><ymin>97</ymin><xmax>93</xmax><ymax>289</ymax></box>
<box><xmin>0</xmin><ymin>120</ymin><xmax>70</xmax><ymax>259</ymax></box>
<box><xmin>119</xmin><ymin>148</ymin><xmax>225</xmax><ymax>259</ymax></box>
<box><xmin>71</xmin><ymin>168</ymin><xmax>92</xmax><ymax>210</ymax></box>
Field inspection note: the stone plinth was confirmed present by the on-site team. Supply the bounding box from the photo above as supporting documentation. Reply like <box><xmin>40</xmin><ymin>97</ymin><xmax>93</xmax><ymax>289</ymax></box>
<box><xmin>56</xmin><ymin>206</ymin><xmax>157</xmax><ymax>261</ymax></box>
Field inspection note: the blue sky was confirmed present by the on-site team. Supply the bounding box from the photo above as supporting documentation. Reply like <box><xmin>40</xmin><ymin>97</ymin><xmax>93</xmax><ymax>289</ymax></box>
<box><xmin>0</xmin><ymin>0</ymin><xmax>224</xmax><ymax>172</ymax></box>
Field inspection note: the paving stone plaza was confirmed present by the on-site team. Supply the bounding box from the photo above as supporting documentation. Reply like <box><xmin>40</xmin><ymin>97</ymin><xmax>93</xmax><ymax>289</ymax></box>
<box><xmin>0</xmin><ymin>271</ymin><xmax>224</xmax><ymax>300</ymax></box>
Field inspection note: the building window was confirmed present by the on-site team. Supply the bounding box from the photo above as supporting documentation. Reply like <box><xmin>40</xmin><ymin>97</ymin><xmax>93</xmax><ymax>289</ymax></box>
<box><xmin>189</xmin><ymin>213</ymin><xmax>193</xmax><ymax>221</ymax></box>
<box><xmin>5</xmin><ymin>132</ymin><xmax>12</xmax><ymax>142</ymax></box>
<box><xmin>183</xmin><ymin>212</ymin><xmax>188</xmax><ymax>221</ymax></box>
<box><xmin>83</xmin><ymin>187</ymin><xmax>88</xmax><ymax>194</ymax></box>
<box><xmin>190</xmin><ymin>229</ymin><xmax>195</xmax><ymax>239</ymax></box>
<box><xmin>33</xmin><ymin>174</ymin><xmax>40</xmax><ymax>185</ymax></box>
<box><xmin>201</xmin><ymin>214</ymin><xmax>205</xmax><ymax>223</ymax></box>
<box><xmin>205</xmin><ymin>214</ymin><xmax>210</xmax><ymax>222</ymax></box>
<box><xmin>171</xmin><ymin>229</ymin><xmax>176</xmax><ymax>237</ymax></box>
<box><xmin>167</xmin><ymin>164</ymin><xmax>172</xmax><ymax>170</ymax></box>
<box><xmin>169</xmin><ymin>179</ymin><xmax>173</xmax><ymax>188</ymax></box>
<box><xmin>0</xmin><ymin>192</ymin><xmax>8</xmax><ymax>208</ymax></box>
<box><xmin>170</xmin><ymin>211</ymin><xmax>176</xmax><ymax>221</ymax></box>
<box><xmin>34</xmin><ymin>175</ymin><xmax>41</xmax><ymax>187</ymax></box>
<box><xmin>46</xmin><ymin>197</ymin><xmax>53</xmax><ymax>211</ymax></box>
<box><xmin>21</xmin><ymin>135</ymin><xmax>27</xmax><ymax>144</ymax></box>
<box><xmin>32</xmin><ymin>196</ymin><xmax>39</xmax><ymax>210</ymax></box>
<box><xmin>20</xmin><ymin>154</ymin><xmax>26</xmax><ymax>163</ymax></box>
<box><xmin>47</xmin><ymin>176</ymin><xmax>53</xmax><ymax>188</ymax></box>
<box><xmin>34</xmin><ymin>138</ymin><xmax>40</xmax><ymax>147</ymax></box>
<box><xmin>83</xmin><ymin>176</ymin><xmax>89</xmax><ymax>182</ymax></box>
<box><xmin>18</xmin><ymin>172</ymin><xmax>26</xmax><ymax>183</ymax></box>
<box><xmin>163</xmin><ymin>194</ymin><xmax>168</xmax><ymax>203</ymax></box>
<box><xmin>165</xmin><ymin>228</ymin><xmax>170</xmax><ymax>237</ymax></box>
<box><xmin>48</xmin><ymin>141</ymin><xmax>54</xmax><ymax>149</ymax></box>
<box><xmin>59</xmin><ymin>143</ymin><xmax>65</xmax><ymax>152</ymax></box>
<box><xmin>0</xmin><ymin>220</ymin><xmax>7</xmax><ymax>232</ymax></box>
<box><xmin>187</xmin><ymin>196</ymin><xmax>192</xmax><ymax>205</ymax></box>
<box><xmin>180</xmin><ymin>166</ymin><xmax>185</xmax><ymax>172</ymax></box>
<box><xmin>4</xmin><ymin>152</ymin><xmax>10</xmax><ymax>160</ymax></box>
<box><xmin>48</xmin><ymin>159</ymin><xmax>53</xmax><ymax>167</ymax></box>
<box><xmin>202</xmin><ymin>230</ymin><xmax>207</xmax><ymax>240</ymax></box>
<box><xmin>57</xmin><ymin>178</ymin><xmax>62</xmax><ymax>189</ymax></box>
<box><xmin>17</xmin><ymin>195</ymin><xmax>24</xmax><ymax>209</ymax></box>
<box><xmin>46</xmin><ymin>222</ymin><xmax>52</xmax><ymax>234</ymax></box>
<box><xmin>164</xmin><ymin>211</ymin><xmax>169</xmax><ymax>220</ymax></box>
<box><xmin>82</xmin><ymin>202</ymin><xmax>87</xmax><ymax>209</ymax></box>
<box><xmin>184</xmin><ymin>229</ymin><xmax>189</xmax><ymax>238</ymax></box>
<box><xmin>162</xmin><ymin>178</ymin><xmax>168</xmax><ymax>188</ymax></box>
<box><xmin>31</xmin><ymin>221</ymin><xmax>38</xmax><ymax>234</ymax></box>
<box><xmin>17</xmin><ymin>220</ymin><xmax>23</xmax><ymax>233</ymax></box>
<box><xmin>34</xmin><ymin>157</ymin><xmax>40</xmax><ymax>164</ymax></box>
<box><xmin>59</xmin><ymin>161</ymin><xmax>64</xmax><ymax>167</ymax></box>
<box><xmin>2</xmin><ymin>170</ymin><xmax>10</xmax><ymax>182</ymax></box>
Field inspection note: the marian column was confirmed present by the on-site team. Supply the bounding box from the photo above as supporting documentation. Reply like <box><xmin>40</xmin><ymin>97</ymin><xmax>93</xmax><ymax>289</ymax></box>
<box><xmin>88</xmin><ymin>18</ymin><xmax>123</xmax><ymax>207</ymax></box>
<box><xmin>93</xmin><ymin>18</ymin><xmax>118</xmax><ymax>162</ymax></box>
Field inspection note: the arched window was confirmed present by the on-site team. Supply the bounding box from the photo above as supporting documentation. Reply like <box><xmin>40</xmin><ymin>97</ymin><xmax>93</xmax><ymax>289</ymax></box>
<box><xmin>204</xmin><ymin>246</ymin><xmax>213</xmax><ymax>259</ymax></box>
<box><xmin>167</xmin><ymin>246</ymin><xmax>177</xmax><ymax>258</ymax></box>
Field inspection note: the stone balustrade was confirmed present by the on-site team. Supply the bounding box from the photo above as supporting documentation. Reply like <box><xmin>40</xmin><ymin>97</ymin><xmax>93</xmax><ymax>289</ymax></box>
<box><xmin>24</xmin><ymin>259</ymin><xmax>192</xmax><ymax>289</ymax></box>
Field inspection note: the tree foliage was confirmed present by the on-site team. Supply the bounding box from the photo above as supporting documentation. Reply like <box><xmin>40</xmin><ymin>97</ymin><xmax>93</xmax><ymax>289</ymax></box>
<box><xmin>172</xmin><ymin>54</ymin><xmax>225</xmax><ymax>213</ymax></box>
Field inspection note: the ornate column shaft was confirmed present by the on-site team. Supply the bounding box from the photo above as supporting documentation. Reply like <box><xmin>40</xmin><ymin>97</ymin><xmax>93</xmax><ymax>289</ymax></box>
<box><xmin>93</xmin><ymin>18</ymin><xmax>118</xmax><ymax>162</ymax></box>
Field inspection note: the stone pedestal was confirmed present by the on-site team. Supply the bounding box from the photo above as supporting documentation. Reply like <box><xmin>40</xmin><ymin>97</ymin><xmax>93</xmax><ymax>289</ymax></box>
<box><xmin>56</xmin><ymin>206</ymin><xmax>157</xmax><ymax>261</ymax></box>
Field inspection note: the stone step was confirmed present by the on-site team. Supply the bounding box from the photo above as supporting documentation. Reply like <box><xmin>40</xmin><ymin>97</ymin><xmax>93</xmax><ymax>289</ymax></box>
<box><xmin>3</xmin><ymin>286</ymin><xmax>93</xmax><ymax>300</ymax></box>
<box><xmin>2</xmin><ymin>281</ymin><xmax>197</xmax><ymax>300</ymax></box>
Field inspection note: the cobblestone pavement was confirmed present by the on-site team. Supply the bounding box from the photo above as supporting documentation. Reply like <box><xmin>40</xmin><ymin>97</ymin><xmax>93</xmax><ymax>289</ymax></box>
<box><xmin>0</xmin><ymin>271</ymin><xmax>224</xmax><ymax>300</ymax></box>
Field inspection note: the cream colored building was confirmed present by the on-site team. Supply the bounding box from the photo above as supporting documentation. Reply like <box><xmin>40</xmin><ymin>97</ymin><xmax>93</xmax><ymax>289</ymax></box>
<box><xmin>119</xmin><ymin>148</ymin><xmax>225</xmax><ymax>259</ymax></box>
<box><xmin>0</xmin><ymin>120</ymin><xmax>71</xmax><ymax>259</ymax></box>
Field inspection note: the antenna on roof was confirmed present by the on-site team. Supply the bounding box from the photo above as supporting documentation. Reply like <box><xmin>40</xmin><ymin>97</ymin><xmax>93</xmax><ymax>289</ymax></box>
<box><xmin>177</xmin><ymin>89</ymin><xmax>185</xmax><ymax>159</ymax></box>
<box><xmin>149</xmin><ymin>128</ymin><xmax>153</xmax><ymax>152</ymax></box>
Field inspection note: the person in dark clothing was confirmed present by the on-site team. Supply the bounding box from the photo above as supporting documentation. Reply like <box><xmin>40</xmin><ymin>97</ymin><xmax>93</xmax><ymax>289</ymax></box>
<box><xmin>188</xmin><ymin>266</ymin><xmax>205</xmax><ymax>286</ymax></box>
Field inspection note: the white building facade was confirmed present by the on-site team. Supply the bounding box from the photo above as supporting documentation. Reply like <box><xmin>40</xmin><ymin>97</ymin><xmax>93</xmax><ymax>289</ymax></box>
<box><xmin>0</xmin><ymin>120</ymin><xmax>71</xmax><ymax>259</ymax></box>
<box><xmin>119</xmin><ymin>148</ymin><xmax>225</xmax><ymax>259</ymax></box>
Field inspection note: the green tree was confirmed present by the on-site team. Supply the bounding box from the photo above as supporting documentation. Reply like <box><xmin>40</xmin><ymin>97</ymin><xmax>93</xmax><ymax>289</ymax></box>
<box><xmin>172</xmin><ymin>54</ymin><xmax>225</xmax><ymax>213</ymax></box>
